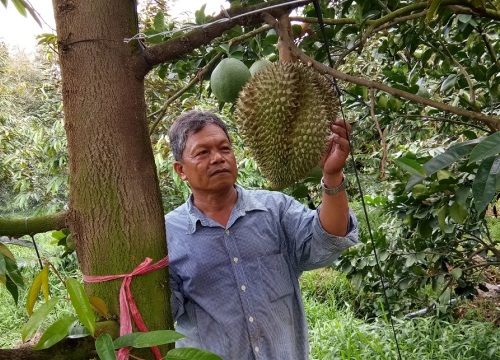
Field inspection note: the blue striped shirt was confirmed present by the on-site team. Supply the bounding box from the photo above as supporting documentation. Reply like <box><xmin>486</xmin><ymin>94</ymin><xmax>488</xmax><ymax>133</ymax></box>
<box><xmin>165</xmin><ymin>185</ymin><xmax>358</xmax><ymax>360</ymax></box>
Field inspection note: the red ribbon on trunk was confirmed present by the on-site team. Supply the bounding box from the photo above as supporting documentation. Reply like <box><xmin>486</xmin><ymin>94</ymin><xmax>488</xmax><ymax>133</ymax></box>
<box><xmin>83</xmin><ymin>256</ymin><xmax>170</xmax><ymax>360</ymax></box>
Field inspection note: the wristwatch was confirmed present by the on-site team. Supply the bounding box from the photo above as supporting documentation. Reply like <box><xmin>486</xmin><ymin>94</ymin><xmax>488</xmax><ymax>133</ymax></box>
<box><xmin>321</xmin><ymin>176</ymin><xmax>347</xmax><ymax>195</ymax></box>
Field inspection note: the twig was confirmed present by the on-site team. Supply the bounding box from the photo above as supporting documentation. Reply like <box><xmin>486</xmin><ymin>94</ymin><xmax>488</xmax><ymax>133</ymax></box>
<box><xmin>403</xmin><ymin>115</ymin><xmax>490</xmax><ymax>133</ymax></box>
<box><xmin>437</xmin><ymin>38</ymin><xmax>476</xmax><ymax>108</ymax></box>
<box><xmin>264</xmin><ymin>13</ymin><xmax>500</xmax><ymax>131</ymax></box>
<box><xmin>375</xmin><ymin>0</ymin><xmax>391</xmax><ymax>14</ymax></box>
<box><xmin>478</xmin><ymin>25</ymin><xmax>500</xmax><ymax>69</ymax></box>
<box><xmin>369</xmin><ymin>88</ymin><xmax>387</xmax><ymax>179</ymax></box>
<box><xmin>48</xmin><ymin>262</ymin><xmax>67</xmax><ymax>286</ymax></box>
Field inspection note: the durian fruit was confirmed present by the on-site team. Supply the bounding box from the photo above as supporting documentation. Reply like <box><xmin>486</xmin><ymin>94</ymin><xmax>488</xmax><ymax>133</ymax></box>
<box><xmin>210</xmin><ymin>58</ymin><xmax>251</xmax><ymax>103</ymax></box>
<box><xmin>235</xmin><ymin>62</ymin><xmax>339</xmax><ymax>189</ymax></box>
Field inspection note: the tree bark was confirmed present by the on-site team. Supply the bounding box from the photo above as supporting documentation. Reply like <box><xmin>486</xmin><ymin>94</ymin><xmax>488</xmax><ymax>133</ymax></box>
<box><xmin>52</xmin><ymin>1</ymin><xmax>172</xmax><ymax>357</ymax></box>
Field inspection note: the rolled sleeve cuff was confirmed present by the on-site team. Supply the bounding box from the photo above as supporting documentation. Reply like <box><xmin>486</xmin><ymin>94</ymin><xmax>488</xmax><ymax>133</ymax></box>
<box><xmin>310</xmin><ymin>208</ymin><xmax>359</xmax><ymax>264</ymax></box>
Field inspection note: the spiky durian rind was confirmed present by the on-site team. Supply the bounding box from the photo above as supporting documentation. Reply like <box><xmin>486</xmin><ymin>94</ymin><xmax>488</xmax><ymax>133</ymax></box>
<box><xmin>235</xmin><ymin>62</ymin><xmax>339</xmax><ymax>189</ymax></box>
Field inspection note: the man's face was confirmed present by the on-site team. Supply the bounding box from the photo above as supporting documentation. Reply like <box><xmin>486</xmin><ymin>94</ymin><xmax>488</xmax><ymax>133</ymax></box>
<box><xmin>174</xmin><ymin>124</ymin><xmax>238</xmax><ymax>193</ymax></box>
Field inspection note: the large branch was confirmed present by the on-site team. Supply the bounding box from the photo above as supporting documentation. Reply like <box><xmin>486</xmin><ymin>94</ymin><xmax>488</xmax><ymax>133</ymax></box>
<box><xmin>0</xmin><ymin>337</ymin><xmax>95</xmax><ymax>360</ymax></box>
<box><xmin>0</xmin><ymin>211</ymin><xmax>68</xmax><ymax>238</ymax></box>
<box><xmin>264</xmin><ymin>13</ymin><xmax>500</xmax><ymax>132</ymax></box>
<box><xmin>144</xmin><ymin>0</ymin><xmax>310</xmax><ymax>68</ymax></box>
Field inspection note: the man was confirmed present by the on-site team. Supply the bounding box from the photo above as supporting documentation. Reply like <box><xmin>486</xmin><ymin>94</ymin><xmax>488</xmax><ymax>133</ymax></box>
<box><xmin>165</xmin><ymin>110</ymin><xmax>358</xmax><ymax>359</ymax></box>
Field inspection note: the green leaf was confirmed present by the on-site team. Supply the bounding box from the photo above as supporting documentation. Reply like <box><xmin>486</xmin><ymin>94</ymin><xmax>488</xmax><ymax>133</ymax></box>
<box><xmin>6</xmin><ymin>276</ymin><xmax>19</xmax><ymax>305</ymax></box>
<box><xmin>393</xmin><ymin>157</ymin><xmax>426</xmax><ymax>176</ymax></box>
<box><xmin>472</xmin><ymin>156</ymin><xmax>500</xmax><ymax>213</ymax></box>
<box><xmin>66</xmin><ymin>277</ymin><xmax>95</xmax><ymax>336</ymax></box>
<box><xmin>440</xmin><ymin>74</ymin><xmax>457</xmax><ymax>92</ymax></box>
<box><xmin>426</xmin><ymin>0</ymin><xmax>442</xmax><ymax>23</ymax></box>
<box><xmin>114</xmin><ymin>330</ymin><xmax>185</xmax><ymax>349</ymax></box>
<box><xmin>449</xmin><ymin>202</ymin><xmax>468</xmax><ymax>224</ymax></box>
<box><xmin>0</xmin><ymin>252</ymin><xmax>5</xmax><ymax>275</ymax></box>
<box><xmin>405</xmin><ymin>254</ymin><xmax>417</xmax><ymax>267</ymax></box>
<box><xmin>133</xmin><ymin>330</ymin><xmax>185</xmax><ymax>348</ymax></box>
<box><xmin>451</xmin><ymin>268</ymin><xmax>462</xmax><ymax>280</ymax></box>
<box><xmin>153</xmin><ymin>11</ymin><xmax>165</xmax><ymax>32</ymax></box>
<box><xmin>26</xmin><ymin>268</ymin><xmax>43</xmax><ymax>316</ymax></box>
<box><xmin>22</xmin><ymin>297</ymin><xmax>60</xmax><ymax>341</ymax></box>
<box><xmin>96</xmin><ymin>334</ymin><xmax>117</xmax><ymax>360</ymax></box>
<box><xmin>34</xmin><ymin>316</ymin><xmax>77</xmax><ymax>350</ymax></box>
<box><xmin>11</xmin><ymin>0</ymin><xmax>27</xmax><ymax>16</ymax></box>
<box><xmin>292</xmin><ymin>184</ymin><xmax>309</xmax><ymax>198</ymax></box>
<box><xmin>5</xmin><ymin>257</ymin><xmax>24</xmax><ymax>288</ymax></box>
<box><xmin>165</xmin><ymin>347</ymin><xmax>223</xmax><ymax>360</ymax></box>
<box><xmin>437</xmin><ymin>206</ymin><xmax>447</xmax><ymax>231</ymax></box>
<box><xmin>405</xmin><ymin>139</ymin><xmax>480</xmax><ymax>191</ymax></box>
<box><xmin>468</xmin><ymin>132</ymin><xmax>500</xmax><ymax>164</ymax></box>
<box><xmin>113</xmin><ymin>332</ymin><xmax>142</xmax><ymax>349</ymax></box>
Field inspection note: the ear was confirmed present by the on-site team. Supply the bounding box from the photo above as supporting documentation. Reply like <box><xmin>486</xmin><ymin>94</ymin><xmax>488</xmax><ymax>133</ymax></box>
<box><xmin>173</xmin><ymin>161</ymin><xmax>188</xmax><ymax>181</ymax></box>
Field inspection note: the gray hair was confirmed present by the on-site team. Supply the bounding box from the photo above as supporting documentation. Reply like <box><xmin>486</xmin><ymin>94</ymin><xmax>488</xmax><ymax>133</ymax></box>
<box><xmin>168</xmin><ymin>111</ymin><xmax>230</xmax><ymax>161</ymax></box>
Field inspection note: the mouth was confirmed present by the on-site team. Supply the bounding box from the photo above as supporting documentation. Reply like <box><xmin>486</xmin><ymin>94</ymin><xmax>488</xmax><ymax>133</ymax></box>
<box><xmin>210</xmin><ymin>168</ymin><xmax>230</xmax><ymax>176</ymax></box>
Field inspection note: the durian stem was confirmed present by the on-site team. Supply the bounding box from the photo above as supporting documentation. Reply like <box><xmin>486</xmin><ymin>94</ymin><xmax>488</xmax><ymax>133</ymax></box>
<box><xmin>277</xmin><ymin>14</ymin><xmax>298</xmax><ymax>63</ymax></box>
<box><xmin>264</xmin><ymin>13</ymin><xmax>500</xmax><ymax>132</ymax></box>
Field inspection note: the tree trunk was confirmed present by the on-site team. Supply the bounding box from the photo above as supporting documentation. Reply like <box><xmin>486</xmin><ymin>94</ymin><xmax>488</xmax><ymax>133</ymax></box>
<box><xmin>52</xmin><ymin>1</ymin><xmax>172</xmax><ymax>357</ymax></box>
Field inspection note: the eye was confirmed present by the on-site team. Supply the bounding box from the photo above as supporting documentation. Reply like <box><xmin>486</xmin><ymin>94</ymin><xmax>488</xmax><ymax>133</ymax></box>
<box><xmin>196</xmin><ymin>150</ymin><xmax>208</xmax><ymax>157</ymax></box>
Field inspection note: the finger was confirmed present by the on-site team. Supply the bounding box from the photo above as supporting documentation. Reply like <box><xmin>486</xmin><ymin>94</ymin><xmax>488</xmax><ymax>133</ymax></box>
<box><xmin>320</xmin><ymin>136</ymin><xmax>335</xmax><ymax>168</ymax></box>
<box><xmin>331</xmin><ymin>119</ymin><xmax>352</xmax><ymax>135</ymax></box>
<box><xmin>333</xmin><ymin>136</ymin><xmax>350</xmax><ymax>155</ymax></box>
<box><xmin>331</xmin><ymin>124</ymin><xmax>348</xmax><ymax>140</ymax></box>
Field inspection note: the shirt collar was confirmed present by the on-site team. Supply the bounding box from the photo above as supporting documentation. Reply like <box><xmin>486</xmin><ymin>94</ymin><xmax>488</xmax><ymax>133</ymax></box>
<box><xmin>185</xmin><ymin>185</ymin><xmax>267</xmax><ymax>234</ymax></box>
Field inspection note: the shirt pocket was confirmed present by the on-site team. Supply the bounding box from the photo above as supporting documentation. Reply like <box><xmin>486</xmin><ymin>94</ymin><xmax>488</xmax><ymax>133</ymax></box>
<box><xmin>258</xmin><ymin>252</ymin><xmax>294</xmax><ymax>302</ymax></box>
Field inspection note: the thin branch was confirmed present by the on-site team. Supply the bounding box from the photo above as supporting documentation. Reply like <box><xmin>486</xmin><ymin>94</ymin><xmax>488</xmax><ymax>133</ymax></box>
<box><xmin>148</xmin><ymin>24</ymin><xmax>272</xmax><ymax>135</ymax></box>
<box><xmin>369</xmin><ymin>88</ymin><xmax>387</xmax><ymax>179</ymax></box>
<box><xmin>143</xmin><ymin>0</ymin><xmax>311</xmax><ymax>69</ymax></box>
<box><xmin>462</xmin><ymin>261</ymin><xmax>500</xmax><ymax>272</ymax></box>
<box><xmin>375</xmin><ymin>0</ymin><xmax>391</xmax><ymax>14</ymax></box>
<box><xmin>264</xmin><ymin>13</ymin><xmax>500</xmax><ymax>131</ymax></box>
<box><xmin>478</xmin><ymin>25</ymin><xmax>500</xmax><ymax>69</ymax></box>
<box><xmin>289</xmin><ymin>16</ymin><xmax>358</xmax><ymax>25</ymax></box>
<box><xmin>403</xmin><ymin>115</ymin><xmax>490</xmax><ymax>133</ymax></box>
<box><xmin>437</xmin><ymin>38</ymin><xmax>477</xmax><ymax>108</ymax></box>
<box><xmin>0</xmin><ymin>211</ymin><xmax>68</xmax><ymax>238</ymax></box>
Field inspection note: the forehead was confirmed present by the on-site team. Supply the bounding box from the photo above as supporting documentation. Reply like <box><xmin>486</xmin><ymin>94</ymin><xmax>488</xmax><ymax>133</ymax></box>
<box><xmin>185</xmin><ymin>124</ymin><xmax>230</xmax><ymax>148</ymax></box>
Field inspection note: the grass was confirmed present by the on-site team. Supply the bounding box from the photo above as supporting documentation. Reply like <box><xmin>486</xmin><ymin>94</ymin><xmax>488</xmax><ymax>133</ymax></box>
<box><xmin>0</xmin><ymin>232</ymin><xmax>79</xmax><ymax>348</ymax></box>
<box><xmin>301</xmin><ymin>268</ymin><xmax>500</xmax><ymax>360</ymax></box>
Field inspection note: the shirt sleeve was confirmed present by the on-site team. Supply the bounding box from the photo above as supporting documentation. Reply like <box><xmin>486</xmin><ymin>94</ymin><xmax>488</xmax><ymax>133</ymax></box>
<box><xmin>282</xmin><ymin>196</ymin><xmax>358</xmax><ymax>273</ymax></box>
<box><xmin>170</xmin><ymin>270</ymin><xmax>185</xmax><ymax>321</ymax></box>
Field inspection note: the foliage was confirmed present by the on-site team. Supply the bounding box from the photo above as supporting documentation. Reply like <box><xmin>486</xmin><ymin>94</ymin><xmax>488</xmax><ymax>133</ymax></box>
<box><xmin>337</xmin><ymin>139</ymin><xmax>499</xmax><ymax>317</ymax></box>
<box><xmin>301</xmin><ymin>268</ymin><xmax>500</xmax><ymax>360</ymax></box>
<box><xmin>0</xmin><ymin>46</ymin><xmax>67</xmax><ymax>215</ymax></box>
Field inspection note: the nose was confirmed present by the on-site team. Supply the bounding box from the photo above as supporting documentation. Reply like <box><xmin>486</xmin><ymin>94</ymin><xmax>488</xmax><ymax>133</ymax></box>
<box><xmin>210</xmin><ymin>150</ymin><xmax>225</xmax><ymax>164</ymax></box>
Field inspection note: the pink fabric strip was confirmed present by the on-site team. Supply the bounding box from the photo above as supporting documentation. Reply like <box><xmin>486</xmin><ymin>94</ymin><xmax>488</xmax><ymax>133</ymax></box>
<box><xmin>83</xmin><ymin>256</ymin><xmax>169</xmax><ymax>360</ymax></box>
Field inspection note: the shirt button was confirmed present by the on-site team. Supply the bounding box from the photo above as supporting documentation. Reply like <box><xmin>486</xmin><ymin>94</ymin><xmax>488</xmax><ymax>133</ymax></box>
<box><xmin>233</xmin><ymin>257</ymin><xmax>238</xmax><ymax>263</ymax></box>
<box><xmin>225</xmin><ymin>229</ymin><xmax>230</xmax><ymax>235</ymax></box>
<box><xmin>240</xmin><ymin>285</ymin><xmax>246</xmax><ymax>291</ymax></box>
<box><xmin>254</xmin><ymin>346</ymin><xmax>259</xmax><ymax>353</ymax></box>
<box><xmin>248</xmin><ymin>316</ymin><xmax>254</xmax><ymax>323</ymax></box>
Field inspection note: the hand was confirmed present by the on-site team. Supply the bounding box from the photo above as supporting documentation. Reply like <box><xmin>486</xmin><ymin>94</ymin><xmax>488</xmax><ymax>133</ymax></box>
<box><xmin>320</xmin><ymin>119</ymin><xmax>352</xmax><ymax>177</ymax></box>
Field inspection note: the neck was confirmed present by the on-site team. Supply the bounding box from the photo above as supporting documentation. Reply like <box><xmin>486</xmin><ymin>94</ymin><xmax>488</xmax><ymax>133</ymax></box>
<box><xmin>191</xmin><ymin>186</ymin><xmax>238</xmax><ymax>227</ymax></box>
